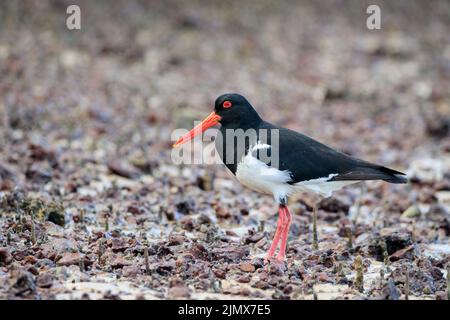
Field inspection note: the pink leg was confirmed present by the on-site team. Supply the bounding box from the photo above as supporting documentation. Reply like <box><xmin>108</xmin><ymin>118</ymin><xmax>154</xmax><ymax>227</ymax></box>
<box><xmin>265</xmin><ymin>206</ymin><xmax>286</xmax><ymax>262</ymax></box>
<box><xmin>276</xmin><ymin>205</ymin><xmax>292</xmax><ymax>261</ymax></box>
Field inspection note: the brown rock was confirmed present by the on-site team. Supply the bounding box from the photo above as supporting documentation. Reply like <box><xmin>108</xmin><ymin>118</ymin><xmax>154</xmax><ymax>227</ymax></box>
<box><xmin>189</xmin><ymin>243</ymin><xmax>209</xmax><ymax>260</ymax></box>
<box><xmin>29</xmin><ymin>142</ymin><xmax>55</xmax><ymax>162</ymax></box>
<box><xmin>253</xmin><ymin>280</ymin><xmax>269</xmax><ymax>289</ymax></box>
<box><xmin>213</xmin><ymin>268</ymin><xmax>227</xmax><ymax>279</ymax></box>
<box><xmin>180</xmin><ymin>216</ymin><xmax>195</xmax><ymax>231</ymax></box>
<box><xmin>107</xmin><ymin>160</ymin><xmax>139</xmax><ymax>179</ymax></box>
<box><xmin>122</xmin><ymin>265</ymin><xmax>140</xmax><ymax>277</ymax></box>
<box><xmin>318</xmin><ymin>272</ymin><xmax>332</xmax><ymax>282</ymax></box>
<box><xmin>126</xmin><ymin>204</ymin><xmax>141</xmax><ymax>215</ymax></box>
<box><xmin>237</xmin><ymin>275</ymin><xmax>251</xmax><ymax>283</ymax></box>
<box><xmin>27</xmin><ymin>266</ymin><xmax>39</xmax><ymax>276</ymax></box>
<box><xmin>111</xmin><ymin>238</ymin><xmax>128</xmax><ymax>252</ymax></box>
<box><xmin>244</xmin><ymin>233</ymin><xmax>264</xmax><ymax>244</ymax></box>
<box><xmin>36</xmin><ymin>273</ymin><xmax>53</xmax><ymax>288</ymax></box>
<box><xmin>239</xmin><ymin>263</ymin><xmax>256</xmax><ymax>273</ymax></box>
<box><xmin>111</xmin><ymin>255</ymin><xmax>132</xmax><ymax>268</ymax></box>
<box><xmin>168</xmin><ymin>285</ymin><xmax>191</xmax><ymax>298</ymax></box>
<box><xmin>44</xmin><ymin>222</ymin><xmax>65</xmax><ymax>237</ymax></box>
<box><xmin>211</xmin><ymin>246</ymin><xmax>249</xmax><ymax>262</ymax></box>
<box><xmin>215</xmin><ymin>205</ymin><xmax>231</xmax><ymax>219</ymax></box>
<box><xmin>168</xmin><ymin>235</ymin><xmax>187</xmax><ymax>246</ymax></box>
<box><xmin>57</xmin><ymin>252</ymin><xmax>83</xmax><ymax>266</ymax></box>
<box><xmin>0</xmin><ymin>248</ymin><xmax>12</xmax><ymax>266</ymax></box>
<box><xmin>368</xmin><ymin>230</ymin><xmax>413</xmax><ymax>261</ymax></box>
<box><xmin>41</xmin><ymin>238</ymin><xmax>77</xmax><ymax>259</ymax></box>
<box><xmin>11</xmin><ymin>271</ymin><xmax>36</xmax><ymax>297</ymax></box>
<box><xmin>389</xmin><ymin>245</ymin><xmax>416</xmax><ymax>262</ymax></box>
<box><xmin>318</xmin><ymin>197</ymin><xmax>350</xmax><ymax>213</ymax></box>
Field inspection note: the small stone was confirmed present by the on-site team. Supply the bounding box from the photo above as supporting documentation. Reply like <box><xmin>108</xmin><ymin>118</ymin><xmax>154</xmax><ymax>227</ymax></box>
<box><xmin>239</xmin><ymin>263</ymin><xmax>256</xmax><ymax>273</ymax></box>
<box><xmin>41</xmin><ymin>238</ymin><xmax>77</xmax><ymax>259</ymax></box>
<box><xmin>107</xmin><ymin>160</ymin><xmax>139</xmax><ymax>179</ymax></box>
<box><xmin>126</xmin><ymin>205</ymin><xmax>142</xmax><ymax>215</ymax></box>
<box><xmin>168</xmin><ymin>235</ymin><xmax>187</xmax><ymax>246</ymax></box>
<box><xmin>168</xmin><ymin>285</ymin><xmax>191</xmax><ymax>298</ymax></box>
<box><xmin>110</xmin><ymin>255</ymin><xmax>132</xmax><ymax>268</ymax></box>
<box><xmin>122</xmin><ymin>265</ymin><xmax>140</xmax><ymax>277</ymax></box>
<box><xmin>213</xmin><ymin>268</ymin><xmax>226</xmax><ymax>279</ymax></box>
<box><xmin>237</xmin><ymin>275</ymin><xmax>251</xmax><ymax>283</ymax></box>
<box><xmin>211</xmin><ymin>246</ymin><xmax>249</xmax><ymax>262</ymax></box>
<box><xmin>253</xmin><ymin>280</ymin><xmax>269</xmax><ymax>289</ymax></box>
<box><xmin>244</xmin><ymin>233</ymin><xmax>264</xmax><ymax>244</ymax></box>
<box><xmin>44</xmin><ymin>222</ymin><xmax>65</xmax><ymax>237</ymax></box>
<box><xmin>215</xmin><ymin>205</ymin><xmax>231</xmax><ymax>219</ymax></box>
<box><xmin>57</xmin><ymin>252</ymin><xmax>83</xmax><ymax>266</ymax></box>
<box><xmin>318</xmin><ymin>197</ymin><xmax>350</xmax><ymax>213</ymax></box>
<box><xmin>389</xmin><ymin>245</ymin><xmax>415</xmax><ymax>262</ymax></box>
<box><xmin>36</xmin><ymin>273</ymin><xmax>53</xmax><ymax>288</ymax></box>
<box><xmin>318</xmin><ymin>272</ymin><xmax>332</xmax><ymax>282</ymax></box>
<box><xmin>180</xmin><ymin>216</ymin><xmax>195</xmax><ymax>231</ymax></box>
<box><xmin>111</xmin><ymin>238</ymin><xmax>128</xmax><ymax>252</ymax></box>
<box><xmin>0</xmin><ymin>248</ymin><xmax>12</xmax><ymax>266</ymax></box>
<box><xmin>401</xmin><ymin>206</ymin><xmax>421</xmax><ymax>219</ymax></box>
<box><xmin>11</xmin><ymin>271</ymin><xmax>36</xmax><ymax>296</ymax></box>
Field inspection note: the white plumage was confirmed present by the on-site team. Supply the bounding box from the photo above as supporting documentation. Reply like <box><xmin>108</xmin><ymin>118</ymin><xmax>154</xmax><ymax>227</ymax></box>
<box><xmin>236</xmin><ymin>143</ymin><xmax>358</xmax><ymax>202</ymax></box>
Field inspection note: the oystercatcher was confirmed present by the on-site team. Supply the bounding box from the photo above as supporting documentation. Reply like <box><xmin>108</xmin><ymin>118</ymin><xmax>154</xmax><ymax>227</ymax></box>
<box><xmin>173</xmin><ymin>93</ymin><xmax>407</xmax><ymax>262</ymax></box>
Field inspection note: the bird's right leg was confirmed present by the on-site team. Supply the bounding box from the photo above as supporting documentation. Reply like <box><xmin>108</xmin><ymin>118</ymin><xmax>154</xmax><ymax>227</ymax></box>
<box><xmin>276</xmin><ymin>205</ymin><xmax>292</xmax><ymax>261</ymax></box>
<box><xmin>265</xmin><ymin>205</ymin><xmax>286</xmax><ymax>263</ymax></box>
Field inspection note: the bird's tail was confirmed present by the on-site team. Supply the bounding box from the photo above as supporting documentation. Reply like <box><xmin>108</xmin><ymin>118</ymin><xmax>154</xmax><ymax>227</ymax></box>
<box><xmin>330</xmin><ymin>165</ymin><xmax>408</xmax><ymax>184</ymax></box>
<box><xmin>377</xmin><ymin>166</ymin><xmax>408</xmax><ymax>184</ymax></box>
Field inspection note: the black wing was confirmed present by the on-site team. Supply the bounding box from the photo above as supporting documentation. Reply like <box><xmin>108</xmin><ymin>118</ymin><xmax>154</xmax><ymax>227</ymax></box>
<box><xmin>258</xmin><ymin>121</ymin><xmax>407</xmax><ymax>184</ymax></box>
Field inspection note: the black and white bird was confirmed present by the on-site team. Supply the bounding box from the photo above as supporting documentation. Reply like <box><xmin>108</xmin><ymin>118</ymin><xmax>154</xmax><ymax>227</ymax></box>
<box><xmin>173</xmin><ymin>93</ymin><xmax>407</xmax><ymax>262</ymax></box>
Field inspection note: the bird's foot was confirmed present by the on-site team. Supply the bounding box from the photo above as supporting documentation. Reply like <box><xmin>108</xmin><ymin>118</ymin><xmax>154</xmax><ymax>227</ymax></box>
<box><xmin>275</xmin><ymin>253</ymin><xmax>286</xmax><ymax>262</ymax></box>
<box><xmin>263</xmin><ymin>255</ymin><xmax>274</xmax><ymax>265</ymax></box>
<box><xmin>264</xmin><ymin>252</ymin><xmax>286</xmax><ymax>264</ymax></box>
<box><xmin>263</xmin><ymin>257</ymin><xmax>287</xmax><ymax>272</ymax></box>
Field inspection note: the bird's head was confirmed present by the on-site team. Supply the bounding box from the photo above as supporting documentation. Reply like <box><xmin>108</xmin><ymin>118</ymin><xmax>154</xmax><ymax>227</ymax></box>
<box><xmin>173</xmin><ymin>93</ymin><xmax>261</xmax><ymax>147</ymax></box>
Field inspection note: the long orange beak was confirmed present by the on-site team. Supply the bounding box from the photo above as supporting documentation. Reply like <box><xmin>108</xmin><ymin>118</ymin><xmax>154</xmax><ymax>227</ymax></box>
<box><xmin>173</xmin><ymin>111</ymin><xmax>221</xmax><ymax>147</ymax></box>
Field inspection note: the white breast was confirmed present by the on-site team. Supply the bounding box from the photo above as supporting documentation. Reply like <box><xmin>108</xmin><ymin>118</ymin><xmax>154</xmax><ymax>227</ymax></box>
<box><xmin>236</xmin><ymin>142</ymin><xmax>294</xmax><ymax>202</ymax></box>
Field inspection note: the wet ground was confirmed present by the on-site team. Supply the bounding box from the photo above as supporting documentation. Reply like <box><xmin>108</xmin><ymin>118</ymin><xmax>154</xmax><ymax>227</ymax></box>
<box><xmin>0</xmin><ymin>0</ymin><xmax>449</xmax><ymax>300</ymax></box>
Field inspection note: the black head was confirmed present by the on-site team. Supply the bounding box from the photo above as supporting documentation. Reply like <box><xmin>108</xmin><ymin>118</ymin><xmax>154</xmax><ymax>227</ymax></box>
<box><xmin>214</xmin><ymin>93</ymin><xmax>262</xmax><ymax>129</ymax></box>
<box><xmin>173</xmin><ymin>93</ymin><xmax>262</xmax><ymax>148</ymax></box>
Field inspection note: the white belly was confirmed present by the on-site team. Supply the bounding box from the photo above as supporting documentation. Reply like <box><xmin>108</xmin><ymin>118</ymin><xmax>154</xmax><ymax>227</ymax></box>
<box><xmin>235</xmin><ymin>143</ymin><xmax>358</xmax><ymax>201</ymax></box>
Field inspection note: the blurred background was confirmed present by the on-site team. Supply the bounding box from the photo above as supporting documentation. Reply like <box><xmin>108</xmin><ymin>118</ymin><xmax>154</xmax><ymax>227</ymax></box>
<box><xmin>1</xmin><ymin>0</ymin><xmax>449</xmax><ymax>165</ymax></box>
<box><xmin>0</xmin><ymin>0</ymin><xmax>449</xmax><ymax>300</ymax></box>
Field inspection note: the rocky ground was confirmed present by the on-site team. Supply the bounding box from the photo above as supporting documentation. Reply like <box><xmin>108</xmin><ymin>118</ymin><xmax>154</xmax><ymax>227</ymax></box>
<box><xmin>0</xmin><ymin>0</ymin><xmax>449</xmax><ymax>300</ymax></box>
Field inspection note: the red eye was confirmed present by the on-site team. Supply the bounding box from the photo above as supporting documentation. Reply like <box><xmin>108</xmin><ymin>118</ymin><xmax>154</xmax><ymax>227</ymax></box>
<box><xmin>223</xmin><ymin>101</ymin><xmax>232</xmax><ymax>108</ymax></box>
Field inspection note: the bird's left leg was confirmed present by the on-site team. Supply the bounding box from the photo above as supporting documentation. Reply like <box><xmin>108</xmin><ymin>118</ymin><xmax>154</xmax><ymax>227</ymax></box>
<box><xmin>276</xmin><ymin>204</ymin><xmax>292</xmax><ymax>261</ymax></box>
<box><xmin>265</xmin><ymin>205</ymin><xmax>286</xmax><ymax>263</ymax></box>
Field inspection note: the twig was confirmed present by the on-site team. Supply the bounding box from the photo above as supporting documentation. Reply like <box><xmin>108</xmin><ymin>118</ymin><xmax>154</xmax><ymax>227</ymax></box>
<box><xmin>405</xmin><ymin>266</ymin><xmax>410</xmax><ymax>300</ymax></box>
<box><xmin>144</xmin><ymin>246</ymin><xmax>150</xmax><ymax>275</ymax></box>
<box><xmin>312</xmin><ymin>204</ymin><xmax>318</xmax><ymax>250</ymax></box>
<box><xmin>355</xmin><ymin>255</ymin><xmax>364</xmax><ymax>293</ymax></box>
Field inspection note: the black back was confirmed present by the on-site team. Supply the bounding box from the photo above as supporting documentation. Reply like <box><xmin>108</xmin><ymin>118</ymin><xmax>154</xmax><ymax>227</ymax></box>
<box><xmin>258</xmin><ymin>121</ymin><xmax>406</xmax><ymax>183</ymax></box>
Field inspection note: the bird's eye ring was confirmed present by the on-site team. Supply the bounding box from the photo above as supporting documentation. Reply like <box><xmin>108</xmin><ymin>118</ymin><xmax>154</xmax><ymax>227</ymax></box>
<box><xmin>223</xmin><ymin>101</ymin><xmax>232</xmax><ymax>108</ymax></box>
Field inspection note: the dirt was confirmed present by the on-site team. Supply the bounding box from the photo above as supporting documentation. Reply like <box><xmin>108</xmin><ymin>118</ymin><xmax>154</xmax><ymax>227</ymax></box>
<box><xmin>0</xmin><ymin>0</ymin><xmax>449</xmax><ymax>300</ymax></box>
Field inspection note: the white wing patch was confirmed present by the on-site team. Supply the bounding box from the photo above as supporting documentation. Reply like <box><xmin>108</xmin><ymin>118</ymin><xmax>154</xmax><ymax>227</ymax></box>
<box><xmin>251</xmin><ymin>141</ymin><xmax>271</xmax><ymax>151</ymax></box>
<box><xmin>293</xmin><ymin>173</ymin><xmax>358</xmax><ymax>197</ymax></box>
